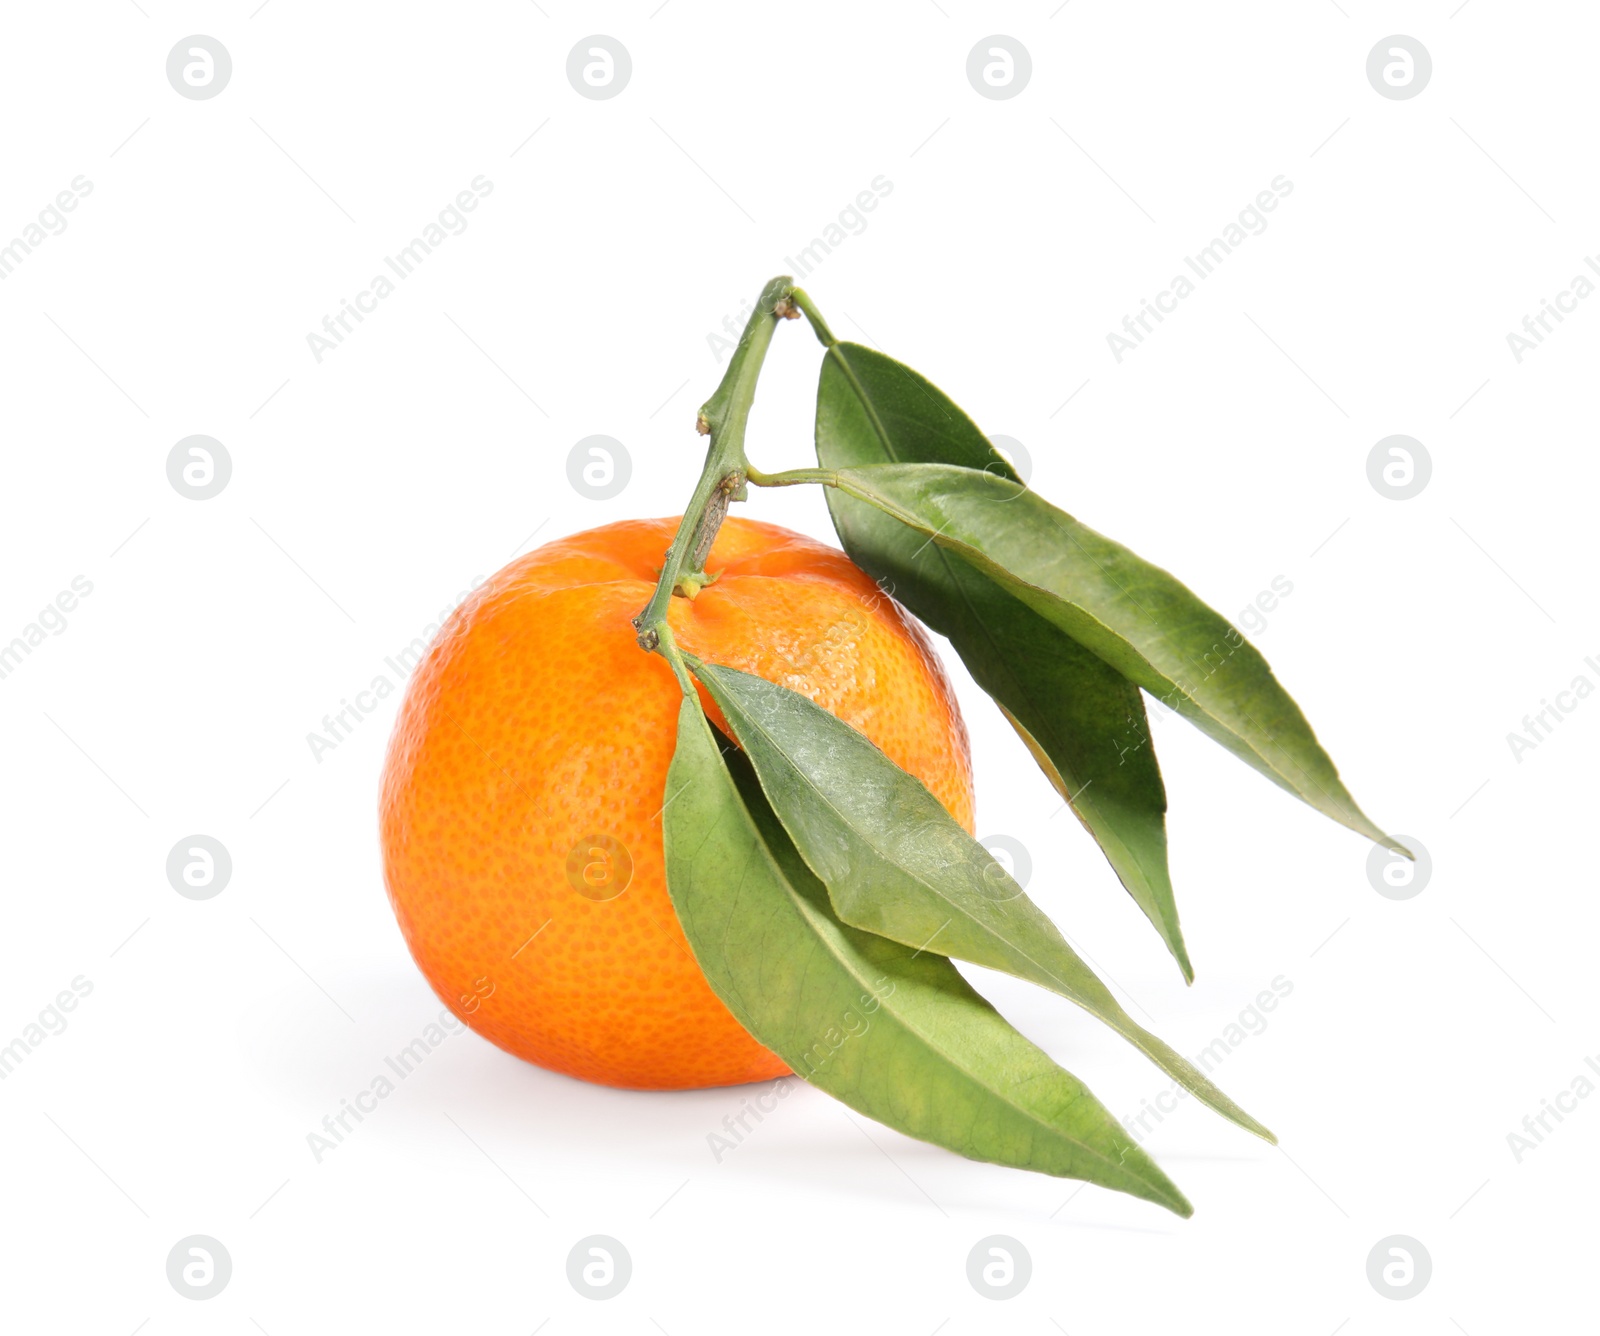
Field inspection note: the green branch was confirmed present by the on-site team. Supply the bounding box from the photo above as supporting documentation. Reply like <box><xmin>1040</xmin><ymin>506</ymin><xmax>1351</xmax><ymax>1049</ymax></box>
<box><xmin>632</xmin><ymin>275</ymin><xmax>797</xmax><ymax>680</ymax></box>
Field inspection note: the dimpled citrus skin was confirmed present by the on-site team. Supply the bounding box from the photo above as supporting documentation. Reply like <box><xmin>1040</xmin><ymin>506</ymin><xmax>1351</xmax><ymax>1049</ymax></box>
<box><xmin>380</xmin><ymin>515</ymin><xmax>974</xmax><ymax>1090</ymax></box>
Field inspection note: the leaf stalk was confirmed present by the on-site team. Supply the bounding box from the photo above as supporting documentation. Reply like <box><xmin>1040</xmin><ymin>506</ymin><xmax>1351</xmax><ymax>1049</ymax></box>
<box><xmin>787</xmin><ymin>287</ymin><xmax>836</xmax><ymax>346</ymax></box>
<box><xmin>744</xmin><ymin>465</ymin><xmax>838</xmax><ymax>488</ymax></box>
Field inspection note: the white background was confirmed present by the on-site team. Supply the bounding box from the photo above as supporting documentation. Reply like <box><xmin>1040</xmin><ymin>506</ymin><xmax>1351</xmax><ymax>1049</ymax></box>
<box><xmin>1</xmin><ymin>3</ymin><xmax>1593</xmax><ymax>1332</ymax></box>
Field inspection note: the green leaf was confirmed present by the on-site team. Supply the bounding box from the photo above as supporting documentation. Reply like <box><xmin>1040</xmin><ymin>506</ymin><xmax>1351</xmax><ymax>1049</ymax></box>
<box><xmin>689</xmin><ymin>659</ymin><xmax>1272</xmax><ymax>1144</ymax></box>
<box><xmin>812</xmin><ymin>342</ymin><xmax>1190</xmax><ymax>979</ymax></box>
<box><xmin>661</xmin><ymin>694</ymin><xmax>1193</xmax><ymax>1216</ymax></box>
<box><xmin>830</xmin><ymin>458</ymin><xmax>1403</xmax><ymax>852</ymax></box>
<box><xmin>992</xmin><ymin>683</ymin><xmax>1183</xmax><ymax>980</ymax></box>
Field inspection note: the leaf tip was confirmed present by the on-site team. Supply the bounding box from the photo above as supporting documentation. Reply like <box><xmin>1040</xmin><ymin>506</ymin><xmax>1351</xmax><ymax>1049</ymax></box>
<box><xmin>1233</xmin><ymin>1109</ymin><xmax>1277</xmax><ymax>1145</ymax></box>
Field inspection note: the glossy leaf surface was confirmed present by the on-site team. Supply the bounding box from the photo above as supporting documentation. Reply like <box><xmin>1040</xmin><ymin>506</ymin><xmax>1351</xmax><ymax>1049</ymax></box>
<box><xmin>812</xmin><ymin>342</ymin><xmax>1190</xmax><ymax>976</ymax></box>
<box><xmin>691</xmin><ymin>661</ymin><xmax>1271</xmax><ymax>1143</ymax></box>
<box><xmin>831</xmin><ymin>458</ymin><xmax>1399</xmax><ymax>851</ymax></box>
<box><xmin>660</xmin><ymin>695</ymin><xmax>1194</xmax><ymax>1215</ymax></box>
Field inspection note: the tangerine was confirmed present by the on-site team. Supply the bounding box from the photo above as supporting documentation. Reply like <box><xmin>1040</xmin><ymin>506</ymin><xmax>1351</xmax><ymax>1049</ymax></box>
<box><xmin>380</xmin><ymin>515</ymin><xmax>974</xmax><ymax>1089</ymax></box>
